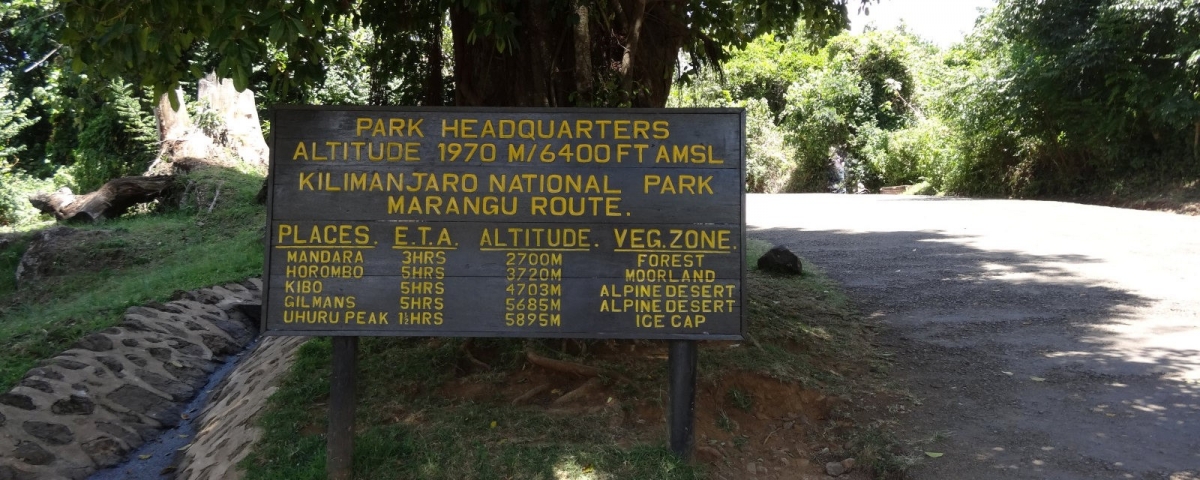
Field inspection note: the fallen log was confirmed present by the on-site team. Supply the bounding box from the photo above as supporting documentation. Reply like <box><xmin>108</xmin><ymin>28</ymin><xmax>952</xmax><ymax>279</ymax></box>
<box><xmin>29</xmin><ymin>175</ymin><xmax>175</xmax><ymax>223</ymax></box>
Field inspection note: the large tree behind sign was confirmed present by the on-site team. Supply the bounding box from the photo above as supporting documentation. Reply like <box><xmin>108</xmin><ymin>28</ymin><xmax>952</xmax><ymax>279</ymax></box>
<box><xmin>58</xmin><ymin>0</ymin><xmax>873</xmax><ymax>108</ymax></box>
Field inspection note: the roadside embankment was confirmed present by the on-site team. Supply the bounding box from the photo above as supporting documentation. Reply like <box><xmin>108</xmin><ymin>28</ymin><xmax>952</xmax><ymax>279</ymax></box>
<box><xmin>0</xmin><ymin>281</ymin><xmax>262</xmax><ymax>479</ymax></box>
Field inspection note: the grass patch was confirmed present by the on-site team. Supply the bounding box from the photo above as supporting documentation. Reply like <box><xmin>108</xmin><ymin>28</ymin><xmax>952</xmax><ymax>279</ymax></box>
<box><xmin>243</xmin><ymin>238</ymin><xmax>907</xmax><ymax>479</ymax></box>
<box><xmin>1067</xmin><ymin>177</ymin><xmax>1200</xmax><ymax>216</ymax></box>
<box><xmin>0</xmin><ymin>234</ymin><xmax>30</xmax><ymax>296</ymax></box>
<box><xmin>700</xmin><ymin>239</ymin><xmax>864</xmax><ymax>389</ymax></box>
<box><xmin>0</xmin><ymin>165</ymin><xmax>265</xmax><ymax>390</ymax></box>
<box><xmin>243</xmin><ymin>338</ymin><xmax>699</xmax><ymax>480</ymax></box>
<box><xmin>725</xmin><ymin>388</ymin><xmax>753</xmax><ymax>412</ymax></box>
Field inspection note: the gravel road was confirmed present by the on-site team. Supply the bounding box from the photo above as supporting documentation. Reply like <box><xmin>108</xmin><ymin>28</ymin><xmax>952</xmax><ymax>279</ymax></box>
<box><xmin>747</xmin><ymin>194</ymin><xmax>1200</xmax><ymax>480</ymax></box>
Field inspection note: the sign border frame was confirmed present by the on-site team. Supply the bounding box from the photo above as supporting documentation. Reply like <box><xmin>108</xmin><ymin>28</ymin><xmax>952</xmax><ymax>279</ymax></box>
<box><xmin>261</xmin><ymin>106</ymin><xmax>747</xmax><ymax>340</ymax></box>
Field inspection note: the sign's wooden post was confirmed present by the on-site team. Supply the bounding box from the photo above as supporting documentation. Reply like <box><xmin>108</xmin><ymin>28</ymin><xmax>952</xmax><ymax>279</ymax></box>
<box><xmin>668</xmin><ymin>339</ymin><xmax>697</xmax><ymax>459</ymax></box>
<box><xmin>261</xmin><ymin>107</ymin><xmax>746</xmax><ymax>475</ymax></box>
<box><xmin>327</xmin><ymin>336</ymin><xmax>357</xmax><ymax>480</ymax></box>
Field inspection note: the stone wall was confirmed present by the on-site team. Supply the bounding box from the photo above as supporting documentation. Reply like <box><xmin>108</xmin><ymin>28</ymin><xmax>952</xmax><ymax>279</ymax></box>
<box><xmin>0</xmin><ymin>281</ymin><xmax>262</xmax><ymax>480</ymax></box>
<box><xmin>172</xmin><ymin>335</ymin><xmax>307</xmax><ymax>480</ymax></box>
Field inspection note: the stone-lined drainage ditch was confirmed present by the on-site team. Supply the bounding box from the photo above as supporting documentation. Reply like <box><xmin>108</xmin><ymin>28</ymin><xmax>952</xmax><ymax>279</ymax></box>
<box><xmin>88</xmin><ymin>337</ymin><xmax>259</xmax><ymax>480</ymax></box>
<box><xmin>0</xmin><ymin>279</ymin><xmax>306</xmax><ymax>480</ymax></box>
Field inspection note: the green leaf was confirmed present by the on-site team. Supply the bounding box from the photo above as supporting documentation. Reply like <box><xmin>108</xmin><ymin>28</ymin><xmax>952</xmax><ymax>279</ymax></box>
<box><xmin>925</xmin><ymin>452</ymin><xmax>943</xmax><ymax>458</ymax></box>
<box><xmin>292</xmin><ymin>18</ymin><xmax>307</xmax><ymax>36</ymax></box>
<box><xmin>138</xmin><ymin>27</ymin><xmax>149</xmax><ymax>51</ymax></box>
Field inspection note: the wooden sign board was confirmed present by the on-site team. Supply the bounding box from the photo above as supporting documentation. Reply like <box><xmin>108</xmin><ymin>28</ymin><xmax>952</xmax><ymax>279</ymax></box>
<box><xmin>262</xmin><ymin>107</ymin><xmax>745</xmax><ymax>340</ymax></box>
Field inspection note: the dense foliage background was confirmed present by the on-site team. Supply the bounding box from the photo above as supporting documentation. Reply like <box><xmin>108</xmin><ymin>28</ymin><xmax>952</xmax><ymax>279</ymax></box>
<box><xmin>1</xmin><ymin>0</ymin><xmax>1197</xmax><ymax>227</ymax></box>
<box><xmin>673</xmin><ymin>0</ymin><xmax>1200</xmax><ymax>196</ymax></box>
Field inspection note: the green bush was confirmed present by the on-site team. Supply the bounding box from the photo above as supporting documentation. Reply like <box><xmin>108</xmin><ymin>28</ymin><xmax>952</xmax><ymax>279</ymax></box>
<box><xmin>882</xmin><ymin>118</ymin><xmax>955</xmax><ymax>188</ymax></box>
<box><xmin>930</xmin><ymin>0</ymin><xmax>1200</xmax><ymax>196</ymax></box>
<box><xmin>722</xmin><ymin>33</ymin><xmax>820</xmax><ymax>117</ymax></box>
<box><xmin>668</xmin><ymin>70</ymin><xmax>799</xmax><ymax>193</ymax></box>
<box><xmin>781</xmin><ymin>66</ymin><xmax>864</xmax><ymax>192</ymax></box>
<box><xmin>667</xmin><ymin>69</ymin><xmax>733</xmax><ymax>108</ymax></box>
<box><xmin>779</xmin><ymin>29</ymin><xmax>935</xmax><ymax>193</ymax></box>
<box><xmin>0</xmin><ymin>73</ymin><xmax>36</xmax><ymax>164</ymax></box>
<box><xmin>850</xmin><ymin>121</ymin><xmax>888</xmax><ymax>192</ymax></box>
<box><xmin>71</xmin><ymin>80</ymin><xmax>158</xmax><ymax>192</ymax></box>
<box><xmin>904</xmin><ymin>180</ymin><xmax>938</xmax><ymax>196</ymax></box>
<box><xmin>0</xmin><ymin>72</ymin><xmax>54</xmax><ymax>228</ymax></box>
<box><xmin>743</xmin><ymin>98</ymin><xmax>797</xmax><ymax>192</ymax></box>
<box><xmin>0</xmin><ymin>170</ymin><xmax>55</xmax><ymax>227</ymax></box>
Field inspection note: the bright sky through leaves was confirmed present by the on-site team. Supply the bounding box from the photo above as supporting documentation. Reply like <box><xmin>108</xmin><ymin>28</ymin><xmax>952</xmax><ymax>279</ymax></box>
<box><xmin>850</xmin><ymin>0</ymin><xmax>998</xmax><ymax>47</ymax></box>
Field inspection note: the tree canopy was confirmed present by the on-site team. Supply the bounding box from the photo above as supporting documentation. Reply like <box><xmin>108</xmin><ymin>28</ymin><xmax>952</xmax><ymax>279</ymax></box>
<box><xmin>935</xmin><ymin>0</ymin><xmax>1200</xmax><ymax>195</ymax></box>
<box><xmin>57</xmin><ymin>0</ymin><xmax>873</xmax><ymax>108</ymax></box>
<box><xmin>3</xmin><ymin>0</ymin><xmax>1197</xmax><ymax>223</ymax></box>
<box><xmin>664</xmin><ymin>0</ymin><xmax>1199</xmax><ymax>196</ymax></box>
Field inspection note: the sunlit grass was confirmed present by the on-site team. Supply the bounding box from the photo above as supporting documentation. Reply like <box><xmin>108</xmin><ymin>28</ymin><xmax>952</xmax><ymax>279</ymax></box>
<box><xmin>0</xmin><ymin>166</ymin><xmax>266</xmax><ymax>390</ymax></box>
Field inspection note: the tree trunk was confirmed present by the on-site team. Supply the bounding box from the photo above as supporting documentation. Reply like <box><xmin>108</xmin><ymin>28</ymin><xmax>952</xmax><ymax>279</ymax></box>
<box><xmin>147</xmin><ymin>75</ymin><xmax>270</xmax><ymax>175</ymax></box>
<box><xmin>156</xmin><ymin>87</ymin><xmax>191</xmax><ymax>140</ymax></box>
<box><xmin>423</xmin><ymin>27</ymin><xmax>445</xmax><ymax>106</ymax></box>
<box><xmin>450</xmin><ymin>0</ymin><xmax>687</xmax><ymax>108</ymax></box>
<box><xmin>619</xmin><ymin>0</ymin><xmax>647</xmax><ymax>100</ymax></box>
<box><xmin>196</xmin><ymin>73</ymin><xmax>269</xmax><ymax>167</ymax></box>
<box><xmin>28</xmin><ymin>176</ymin><xmax>175</xmax><ymax>223</ymax></box>
<box><xmin>572</xmin><ymin>0</ymin><xmax>592</xmax><ymax>106</ymax></box>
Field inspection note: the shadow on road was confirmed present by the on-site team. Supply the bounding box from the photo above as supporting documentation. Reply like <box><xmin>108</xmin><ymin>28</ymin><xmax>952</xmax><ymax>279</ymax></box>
<box><xmin>750</xmin><ymin>226</ymin><xmax>1200</xmax><ymax>479</ymax></box>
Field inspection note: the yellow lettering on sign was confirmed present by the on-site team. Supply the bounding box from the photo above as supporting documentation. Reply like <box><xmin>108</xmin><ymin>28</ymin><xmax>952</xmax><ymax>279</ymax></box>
<box><xmin>399</xmin><ymin>281</ymin><xmax>446</xmax><ymax>295</ymax></box>
<box><xmin>396</xmin><ymin>312</ymin><xmax>444</xmax><ymax>325</ymax></box>
<box><xmin>398</xmin><ymin>296</ymin><xmax>444</xmax><ymax>310</ymax></box>
<box><xmin>283</xmin><ymin>264</ymin><xmax>365</xmax><ymax>279</ymax></box>
<box><xmin>670</xmin><ymin>315</ymin><xmax>706</xmax><ymax>328</ymax></box>
<box><xmin>291</xmin><ymin>141</ymin><xmax>421</xmax><ymax>161</ymax></box>
<box><xmin>292</xmin><ymin>142</ymin><xmax>308</xmax><ymax>160</ymax></box>
<box><xmin>356</xmin><ymin>118</ymin><xmax>372</xmax><ymax>136</ymax></box>
<box><xmin>387</xmin><ymin>195</ymin><xmax>519</xmax><ymax>216</ymax></box>
<box><xmin>485</xmin><ymin>174</ymin><xmax>621</xmax><ymax>194</ymax></box>
<box><xmin>479</xmin><ymin>228</ymin><xmax>591</xmax><ymax>248</ymax></box>
<box><xmin>633</xmin><ymin>120</ymin><xmax>650</xmax><ymax>139</ymax></box>
<box><xmin>529</xmin><ymin>196</ymin><xmax>622</xmax><ymax>217</ymax></box>
<box><xmin>635</xmin><ymin>314</ymin><xmax>665</xmax><ymax>328</ymax></box>
<box><xmin>277</xmin><ymin>224</ymin><xmax>370</xmax><ymax>245</ymax></box>
<box><xmin>284</xmin><ymin>249</ymin><xmax>365</xmax><ymax>263</ymax></box>
<box><xmin>613</xmin><ymin>120</ymin><xmax>630</xmax><ymax>139</ymax></box>
<box><xmin>652</xmin><ymin>120</ymin><xmax>670</xmax><ymax>139</ymax></box>
<box><xmin>282</xmin><ymin>295</ymin><xmax>358</xmax><ymax>309</ymax></box>
<box><xmin>635</xmin><ymin>254</ymin><xmax>706</xmax><ymax>268</ymax></box>
<box><xmin>401</xmin><ymin>266</ymin><xmax>446</xmax><ymax>280</ymax></box>
<box><xmin>357</xmin><ymin>117</ymin><xmax>425</xmax><ymax>137</ymax></box>
<box><xmin>575</xmin><ymin>120</ymin><xmax>593</xmax><ymax>139</ymax></box>
<box><xmin>613</xmin><ymin>228</ymin><xmax>662</xmax><ymax>249</ymax></box>
<box><xmin>654</xmin><ymin>144</ymin><xmax>722</xmax><ymax>164</ymax></box>
<box><xmin>668</xmin><ymin>229</ymin><xmax>731</xmax><ymax>250</ymax></box>
<box><xmin>643</xmin><ymin>175</ymin><xmax>715</xmax><ymax>194</ymax></box>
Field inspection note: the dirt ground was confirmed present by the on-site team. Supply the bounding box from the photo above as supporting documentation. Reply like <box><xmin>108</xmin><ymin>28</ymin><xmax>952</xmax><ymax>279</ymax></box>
<box><xmin>749</xmin><ymin>194</ymin><xmax>1200</xmax><ymax>479</ymax></box>
<box><xmin>437</xmin><ymin>339</ymin><xmax>877</xmax><ymax>480</ymax></box>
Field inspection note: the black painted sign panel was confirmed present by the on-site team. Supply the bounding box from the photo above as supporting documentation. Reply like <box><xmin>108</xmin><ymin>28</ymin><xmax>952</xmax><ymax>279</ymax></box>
<box><xmin>262</xmin><ymin>107</ymin><xmax>745</xmax><ymax>339</ymax></box>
